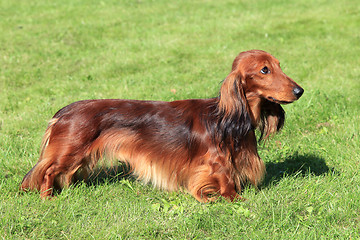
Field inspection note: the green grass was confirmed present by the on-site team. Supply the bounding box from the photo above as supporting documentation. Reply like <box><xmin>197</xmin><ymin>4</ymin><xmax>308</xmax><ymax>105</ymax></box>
<box><xmin>1</xmin><ymin>0</ymin><xmax>359</xmax><ymax>238</ymax></box>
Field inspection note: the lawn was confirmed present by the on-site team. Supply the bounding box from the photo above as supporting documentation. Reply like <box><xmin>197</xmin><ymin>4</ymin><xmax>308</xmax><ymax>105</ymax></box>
<box><xmin>0</xmin><ymin>0</ymin><xmax>359</xmax><ymax>239</ymax></box>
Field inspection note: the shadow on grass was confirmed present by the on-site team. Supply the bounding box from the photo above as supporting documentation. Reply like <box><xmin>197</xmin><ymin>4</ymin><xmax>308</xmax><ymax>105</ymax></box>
<box><xmin>261</xmin><ymin>152</ymin><xmax>334</xmax><ymax>188</ymax></box>
<box><xmin>84</xmin><ymin>164</ymin><xmax>136</xmax><ymax>186</ymax></box>
<box><xmin>53</xmin><ymin>165</ymin><xmax>135</xmax><ymax>195</ymax></box>
<box><xmin>77</xmin><ymin>153</ymin><xmax>333</xmax><ymax>190</ymax></box>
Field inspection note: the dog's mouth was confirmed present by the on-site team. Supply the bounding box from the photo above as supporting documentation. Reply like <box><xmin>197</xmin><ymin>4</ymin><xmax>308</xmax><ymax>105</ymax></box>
<box><xmin>266</xmin><ymin>96</ymin><xmax>293</xmax><ymax>105</ymax></box>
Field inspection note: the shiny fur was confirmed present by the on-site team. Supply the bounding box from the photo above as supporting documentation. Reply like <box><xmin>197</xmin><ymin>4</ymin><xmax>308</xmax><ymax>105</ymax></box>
<box><xmin>21</xmin><ymin>50</ymin><xmax>303</xmax><ymax>202</ymax></box>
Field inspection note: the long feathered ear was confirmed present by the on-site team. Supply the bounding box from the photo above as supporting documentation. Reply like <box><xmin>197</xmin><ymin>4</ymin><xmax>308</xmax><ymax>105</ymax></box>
<box><xmin>218</xmin><ymin>71</ymin><xmax>248</xmax><ymax>117</ymax></box>
<box><xmin>259</xmin><ymin>101</ymin><xmax>285</xmax><ymax>140</ymax></box>
<box><xmin>216</xmin><ymin>71</ymin><xmax>252</xmax><ymax>153</ymax></box>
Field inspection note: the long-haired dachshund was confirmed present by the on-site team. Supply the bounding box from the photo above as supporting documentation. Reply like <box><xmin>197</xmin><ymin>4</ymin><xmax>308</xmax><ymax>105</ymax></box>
<box><xmin>21</xmin><ymin>50</ymin><xmax>303</xmax><ymax>202</ymax></box>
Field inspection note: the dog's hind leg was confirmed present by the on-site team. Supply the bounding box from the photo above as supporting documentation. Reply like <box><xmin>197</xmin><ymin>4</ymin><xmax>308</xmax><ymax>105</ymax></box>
<box><xmin>39</xmin><ymin>154</ymin><xmax>92</xmax><ymax>198</ymax></box>
<box><xmin>40</xmin><ymin>164</ymin><xmax>60</xmax><ymax>198</ymax></box>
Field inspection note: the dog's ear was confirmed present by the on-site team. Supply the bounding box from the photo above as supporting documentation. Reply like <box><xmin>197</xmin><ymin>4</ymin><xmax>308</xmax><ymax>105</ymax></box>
<box><xmin>259</xmin><ymin>101</ymin><xmax>285</xmax><ymax>140</ymax></box>
<box><xmin>216</xmin><ymin>71</ymin><xmax>252</xmax><ymax>153</ymax></box>
<box><xmin>218</xmin><ymin>71</ymin><xmax>248</xmax><ymax>117</ymax></box>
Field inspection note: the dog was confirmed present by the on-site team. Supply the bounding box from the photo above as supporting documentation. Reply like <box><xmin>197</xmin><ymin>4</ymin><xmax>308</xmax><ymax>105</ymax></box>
<box><xmin>20</xmin><ymin>50</ymin><xmax>303</xmax><ymax>202</ymax></box>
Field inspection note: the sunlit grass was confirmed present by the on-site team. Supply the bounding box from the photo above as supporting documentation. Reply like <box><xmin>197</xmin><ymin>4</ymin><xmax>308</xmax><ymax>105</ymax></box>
<box><xmin>0</xmin><ymin>0</ymin><xmax>359</xmax><ymax>238</ymax></box>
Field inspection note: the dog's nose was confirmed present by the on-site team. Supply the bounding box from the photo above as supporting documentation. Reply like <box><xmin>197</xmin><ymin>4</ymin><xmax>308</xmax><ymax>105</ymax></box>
<box><xmin>293</xmin><ymin>86</ymin><xmax>304</xmax><ymax>99</ymax></box>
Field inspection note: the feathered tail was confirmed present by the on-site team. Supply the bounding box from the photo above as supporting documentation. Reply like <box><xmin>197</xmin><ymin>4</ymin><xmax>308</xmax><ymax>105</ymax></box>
<box><xmin>20</xmin><ymin>118</ymin><xmax>58</xmax><ymax>191</ymax></box>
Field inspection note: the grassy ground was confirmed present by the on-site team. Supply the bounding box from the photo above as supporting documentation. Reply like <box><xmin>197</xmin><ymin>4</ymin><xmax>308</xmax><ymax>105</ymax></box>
<box><xmin>1</xmin><ymin>0</ymin><xmax>359</xmax><ymax>239</ymax></box>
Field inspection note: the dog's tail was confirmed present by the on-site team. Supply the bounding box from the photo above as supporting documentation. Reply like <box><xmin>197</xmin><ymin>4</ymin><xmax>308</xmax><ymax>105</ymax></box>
<box><xmin>20</xmin><ymin>118</ymin><xmax>58</xmax><ymax>192</ymax></box>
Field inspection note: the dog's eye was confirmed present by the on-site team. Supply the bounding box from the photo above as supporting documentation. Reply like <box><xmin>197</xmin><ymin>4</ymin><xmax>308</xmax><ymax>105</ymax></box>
<box><xmin>260</xmin><ymin>66</ymin><xmax>270</xmax><ymax>74</ymax></box>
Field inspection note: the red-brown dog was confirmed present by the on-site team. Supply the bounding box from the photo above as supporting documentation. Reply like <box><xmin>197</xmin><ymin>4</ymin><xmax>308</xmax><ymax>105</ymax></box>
<box><xmin>21</xmin><ymin>50</ymin><xmax>303</xmax><ymax>202</ymax></box>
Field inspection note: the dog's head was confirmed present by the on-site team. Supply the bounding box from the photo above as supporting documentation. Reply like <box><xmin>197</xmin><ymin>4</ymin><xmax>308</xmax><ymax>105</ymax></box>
<box><xmin>219</xmin><ymin>50</ymin><xmax>304</xmax><ymax>139</ymax></box>
<box><xmin>231</xmin><ymin>50</ymin><xmax>304</xmax><ymax>104</ymax></box>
